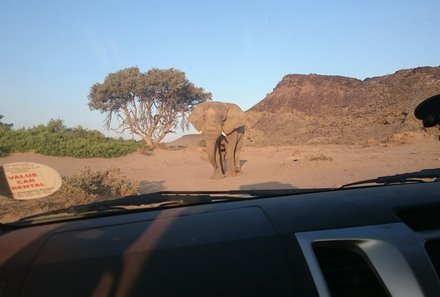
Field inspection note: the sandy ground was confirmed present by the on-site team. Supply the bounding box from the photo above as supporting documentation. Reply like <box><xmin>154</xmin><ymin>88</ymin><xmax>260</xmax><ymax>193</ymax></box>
<box><xmin>1</xmin><ymin>140</ymin><xmax>439</xmax><ymax>193</ymax></box>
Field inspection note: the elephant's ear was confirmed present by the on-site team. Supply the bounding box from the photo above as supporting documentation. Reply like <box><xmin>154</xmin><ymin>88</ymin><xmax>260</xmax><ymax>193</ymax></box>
<box><xmin>188</xmin><ymin>103</ymin><xmax>206</xmax><ymax>132</ymax></box>
<box><xmin>223</xmin><ymin>103</ymin><xmax>245</xmax><ymax>135</ymax></box>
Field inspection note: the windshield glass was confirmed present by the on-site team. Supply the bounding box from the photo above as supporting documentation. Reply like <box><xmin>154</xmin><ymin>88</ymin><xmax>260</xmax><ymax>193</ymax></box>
<box><xmin>1</xmin><ymin>1</ymin><xmax>440</xmax><ymax>223</ymax></box>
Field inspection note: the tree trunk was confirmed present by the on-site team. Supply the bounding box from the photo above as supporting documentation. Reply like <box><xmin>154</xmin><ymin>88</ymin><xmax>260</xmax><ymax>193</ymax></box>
<box><xmin>142</xmin><ymin>135</ymin><xmax>154</xmax><ymax>148</ymax></box>
<box><xmin>154</xmin><ymin>122</ymin><xmax>174</xmax><ymax>146</ymax></box>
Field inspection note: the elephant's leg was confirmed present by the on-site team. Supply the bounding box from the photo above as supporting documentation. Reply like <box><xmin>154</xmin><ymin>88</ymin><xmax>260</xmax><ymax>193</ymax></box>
<box><xmin>224</xmin><ymin>131</ymin><xmax>241</xmax><ymax>177</ymax></box>
<box><xmin>219</xmin><ymin>140</ymin><xmax>227</xmax><ymax>173</ymax></box>
<box><xmin>234</xmin><ymin>129</ymin><xmax>245</xmax><ymax>174</ymax></box>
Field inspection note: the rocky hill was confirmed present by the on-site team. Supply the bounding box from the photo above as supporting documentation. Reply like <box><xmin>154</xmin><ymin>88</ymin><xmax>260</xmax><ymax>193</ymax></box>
<box><xmin>246</xmin><ymin>66</ymin><xmax>440</xmax><ymax>145</ymax></box>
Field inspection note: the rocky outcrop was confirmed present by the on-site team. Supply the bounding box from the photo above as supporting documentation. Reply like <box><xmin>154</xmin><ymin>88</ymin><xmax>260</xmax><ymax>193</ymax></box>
<box><xmin>246</xmin><ymin>66</ymin><xmax>440</xmax><ymax>145</ymax></box>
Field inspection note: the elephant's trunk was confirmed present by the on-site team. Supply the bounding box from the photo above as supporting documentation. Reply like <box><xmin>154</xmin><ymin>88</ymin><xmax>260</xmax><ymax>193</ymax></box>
<box><xmin>203</xmin><ymin>121</ymin><xmax>222</xmax><ymax>144</ymax></box>
<box><xmin>205</xmin><ymin>139</ymin><xmax>219</xmax><ymax>169</ymax></box>
<box><xmin>203</xmin><ymin>124</ymin><xmax>224</xmax><ymax>178</ymax></box>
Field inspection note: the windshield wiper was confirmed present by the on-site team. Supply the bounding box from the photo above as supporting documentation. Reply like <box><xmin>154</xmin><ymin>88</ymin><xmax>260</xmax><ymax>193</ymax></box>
<box><xmin>12</xmin><ymin>192</ymin><xmax>221</xmax><ymax>225</ymax></box>
<box><xmin>339</xmin><ymin>168</ymin><xmax>440</xmax><ymax>189</ymax></box>
<box><xmin>6</xmin><ymin>189</ymin><xmax>330</xmax><ymax>227</ymax></box>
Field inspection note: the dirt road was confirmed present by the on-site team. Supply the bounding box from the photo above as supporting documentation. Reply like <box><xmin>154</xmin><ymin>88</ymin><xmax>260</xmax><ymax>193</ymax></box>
<box><xmin>2</xmin><ymin>140</ymin><xmax>439</xmax><ymax>192</ymax></box>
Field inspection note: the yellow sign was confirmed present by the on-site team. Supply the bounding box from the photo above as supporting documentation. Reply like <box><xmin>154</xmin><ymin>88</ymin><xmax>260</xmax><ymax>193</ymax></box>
<box><xmin>0</xmin><ymin>162</ymin><xmax>62</xmax><ymax>200</ymax></box>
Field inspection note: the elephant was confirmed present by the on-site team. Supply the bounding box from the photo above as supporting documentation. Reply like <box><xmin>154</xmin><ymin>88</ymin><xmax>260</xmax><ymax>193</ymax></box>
<box><xmin>188</xmin><ymin>101</ymin><xmax>246</xmax><ymax>179</ymax></box>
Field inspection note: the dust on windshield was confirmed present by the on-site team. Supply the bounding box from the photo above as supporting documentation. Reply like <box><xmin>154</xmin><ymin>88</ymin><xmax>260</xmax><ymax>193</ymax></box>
<box><xmin>1</xmin><ymin>1</ymin><xmax>440</xmax><ymax>222</ymax></box>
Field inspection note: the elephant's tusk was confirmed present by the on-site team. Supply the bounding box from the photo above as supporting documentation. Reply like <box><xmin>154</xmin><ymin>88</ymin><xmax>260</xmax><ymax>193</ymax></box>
<box><xmin>221</xmin><ymin>131</ymin><xmax>227</xmax><ymax>137</ymax></box>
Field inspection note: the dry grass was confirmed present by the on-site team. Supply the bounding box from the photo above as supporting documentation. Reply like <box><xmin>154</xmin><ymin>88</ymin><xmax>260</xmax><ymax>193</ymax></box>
<box><xmin>306</xmin><ymin>154</ymin><xmax>334</xmax><ymax>161</ymax></box>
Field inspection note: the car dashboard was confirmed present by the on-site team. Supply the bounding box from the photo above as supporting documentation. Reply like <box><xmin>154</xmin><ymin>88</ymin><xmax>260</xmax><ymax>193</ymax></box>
<box><xmin>0</xmin><ymin>182</ymin><xmax>440</xmax><ymax>297</ymax></box>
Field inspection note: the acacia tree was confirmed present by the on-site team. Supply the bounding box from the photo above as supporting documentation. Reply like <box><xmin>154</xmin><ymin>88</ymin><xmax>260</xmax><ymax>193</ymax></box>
<box><xmin>88</xmin><ymin>67</ymin><xmax>211</xmax><ymax>147</ymax></box>
<box><xmin>0</xmin><ymin>115</ymin><xmax>12</xmax><ymax>129</ymax></box>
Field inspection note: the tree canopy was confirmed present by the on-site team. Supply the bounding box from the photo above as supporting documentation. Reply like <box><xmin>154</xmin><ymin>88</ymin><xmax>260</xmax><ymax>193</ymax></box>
<box><xmin>0</xmin><ymin>115</ymin><xmax>12</xmax><ymax>130</ymax></box>
<box><xmin>88</xmin><ymin>67</ymin><xmax>211</xmax><ymax>147</ymax></box>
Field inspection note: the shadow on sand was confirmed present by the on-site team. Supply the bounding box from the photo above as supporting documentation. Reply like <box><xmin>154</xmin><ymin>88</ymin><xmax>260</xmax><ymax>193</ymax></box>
<box><xmin>240</xmin><ymin>181</ymin><xmax>297</xmax><ymax>191</ymax></box>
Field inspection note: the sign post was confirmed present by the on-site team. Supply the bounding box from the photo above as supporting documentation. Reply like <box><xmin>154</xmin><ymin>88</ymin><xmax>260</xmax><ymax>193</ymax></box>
<box><xmin>0</xmin><ymin>162</ymin><xmax>62</xmax><ymax>200</ymax></box>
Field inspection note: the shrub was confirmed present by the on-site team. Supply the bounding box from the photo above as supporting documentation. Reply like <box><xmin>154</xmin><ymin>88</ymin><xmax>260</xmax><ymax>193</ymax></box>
<box><xmin>0</xmin><ymin>120</ymin><xmax>147</xmax><ymax>158</ymax></box>
<box><xmin>63</xmin><ymin>167</ymin><xmax>139</xmax><ymax>198</ymax></box>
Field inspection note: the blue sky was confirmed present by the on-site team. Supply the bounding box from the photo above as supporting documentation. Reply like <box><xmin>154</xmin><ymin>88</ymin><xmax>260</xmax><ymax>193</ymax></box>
<box><xmin>1</xmin><ymin>0</ymin><xmax>439</xmax><ymax>140</ymax></box>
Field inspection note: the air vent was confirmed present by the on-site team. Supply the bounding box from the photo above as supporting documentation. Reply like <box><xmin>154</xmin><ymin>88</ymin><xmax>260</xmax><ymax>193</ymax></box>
<box><xmin>313</xmin><ymin>244</ymin><xmax>390</xmax><ymax>297</ymax></box>
<box><xmin>425</xmin><ymin>239</ymin><xmax>440</xmax><ymax>281</ymax></box>
<box><xmin>396</xmin><ymin>205</ymin><xmax>440</xmax><ymax>231</ymax></box>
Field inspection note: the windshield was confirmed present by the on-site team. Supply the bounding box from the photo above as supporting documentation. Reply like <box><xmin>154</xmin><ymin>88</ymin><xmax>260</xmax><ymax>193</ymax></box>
<box><xmin>1</xmin><ymin>1</ymin><xmax>440</xmax><ymax>223</ymax></box>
